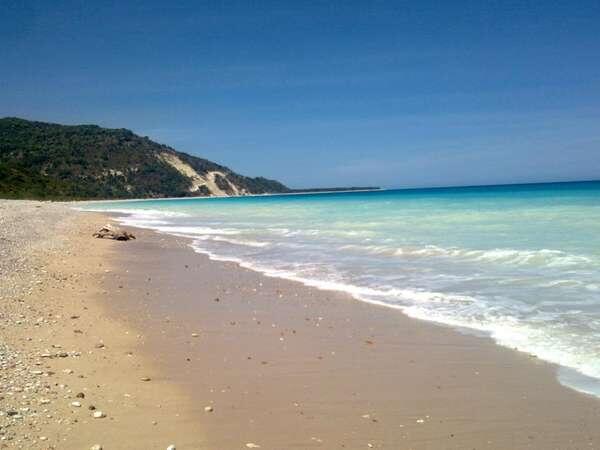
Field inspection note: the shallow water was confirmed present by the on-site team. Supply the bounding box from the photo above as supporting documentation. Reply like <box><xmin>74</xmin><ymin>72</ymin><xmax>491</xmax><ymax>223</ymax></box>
<box><xmin>82</xmin><ymin>181</ymin><xmax>600</xmax><ymax>396</ymax></box>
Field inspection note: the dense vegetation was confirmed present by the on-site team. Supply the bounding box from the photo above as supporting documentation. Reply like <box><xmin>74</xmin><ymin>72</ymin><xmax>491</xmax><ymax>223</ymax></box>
<box><xmin>0</xmin><ymin>117</ymin><xmax>289</xmax><ymax>200</ymax></box>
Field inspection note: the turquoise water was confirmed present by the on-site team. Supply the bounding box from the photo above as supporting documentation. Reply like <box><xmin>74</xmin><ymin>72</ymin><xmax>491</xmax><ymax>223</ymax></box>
<box><xmin>83</xmin><ymin>181</ymin><xmax>600</xmax><ymax>396</ymax></box>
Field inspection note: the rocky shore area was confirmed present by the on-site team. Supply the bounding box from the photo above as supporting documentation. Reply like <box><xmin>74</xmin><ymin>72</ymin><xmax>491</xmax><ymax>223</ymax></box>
<box><xmin>0</xmin><ymin>201</ymin><xmax>82</xmax><ymax>447</ymax></box>
<box><xmin>0</xmin><ymin>201</ymin><xmax>199</xmax><ymax>449</ymax></box>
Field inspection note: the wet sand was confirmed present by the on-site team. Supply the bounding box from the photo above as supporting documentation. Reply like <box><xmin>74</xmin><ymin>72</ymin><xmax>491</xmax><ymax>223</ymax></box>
<box><xmin>3</xmin><ymin>201</ymin><xmax>600</xmax><ymax>449</ymax></box>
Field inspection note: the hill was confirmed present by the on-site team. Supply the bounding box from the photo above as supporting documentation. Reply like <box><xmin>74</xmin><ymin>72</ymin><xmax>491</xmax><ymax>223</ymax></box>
<box><xmin>0</xmin><ymin>117</ymin><xmax>290</xmax><ymax>200</ymax></box>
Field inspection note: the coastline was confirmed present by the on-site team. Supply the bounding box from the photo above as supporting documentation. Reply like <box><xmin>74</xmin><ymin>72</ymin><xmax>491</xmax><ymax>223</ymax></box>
<box><xmin>3</xmin><ymin>200</ymin><xmax>600</xmax><ymax>449</ymax></box>
<box><xmin>103</xmin><ymin>223</ymin><xmax>600</xmax><ymax>449</ymax></box>
<box><xmin>76</xmin><ymin>179</ymin><xmax>600</xmax><ymax>206</ymax></box>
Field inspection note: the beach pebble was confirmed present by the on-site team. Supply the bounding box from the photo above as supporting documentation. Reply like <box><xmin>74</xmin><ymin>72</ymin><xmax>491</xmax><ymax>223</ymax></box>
<box><xmin>204</xmin><ymin>405</ymin><xmax>214</xmax><ymax>412</ymax></box>
<box><xmin>245</xmin><ymin>444</ymin><xmax>261</xmax><ymax>448</ymax></box>
<box><xmin>90</xmin><ymin>445</ymin><xmax>102</xmax><ymax>450</ymax></box>
<box><xmin>92</xmin><ymin>411</ymin><xmax>106</xmax><ymax>418</ymax></box>
<box><xmin>71</xmin><ymin>401</ymin><xmax>82</xmax><ymax>407</ymax></box>
<box><xmin>167</xmin><ymin>445</ymin><xmax>176</xmax><ymax>450</ymax></box>
<box><xmin>191</xmin><ymin>333</ymin><xmax>199</xmax><ymax>337</ymax></box>
<box><xmin>140</xmin><ymin>376</ymin><xmax>151</xmax><ymax>381</ymax></box>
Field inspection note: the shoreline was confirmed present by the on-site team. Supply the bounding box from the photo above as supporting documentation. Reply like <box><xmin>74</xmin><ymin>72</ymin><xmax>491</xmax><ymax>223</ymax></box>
<box><xmin>104</xmin><ymin>204</ymin><xmax>600</xmax><ymax>400</ymax></box>
<box><xmin>190</xmin><ymin>241</ymin><xmax>600</xmax><ymax>398</ymax></box>
<box><xmin>3</xmin><ymin>200</ymin><xmax>600</xmax><ymax>448</ymax></box>
<box><xmin>98</xmin><ymin>212</ymin><xmax>600</xmax><ymax>448</ymax></box>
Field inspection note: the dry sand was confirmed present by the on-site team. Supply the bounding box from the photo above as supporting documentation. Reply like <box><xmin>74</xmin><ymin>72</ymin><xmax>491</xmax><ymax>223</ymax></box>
<box><xmin>2</xmin><ymin>200</ymin><xmax>600</xmax><ymax>449</ymax></box>
<box><xmin>0</xmin><ymin>201</ymin><xmax>201</xmax><ymax>449</ymax></box>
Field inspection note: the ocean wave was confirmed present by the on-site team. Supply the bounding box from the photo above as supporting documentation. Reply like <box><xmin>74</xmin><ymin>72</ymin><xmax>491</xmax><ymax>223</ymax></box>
<box><xmin>406</xmin><ymin>246</ymin><xmax>593</xmax><ymax>267</ymax></box>
<box><xmin>79</xmin><ymin>207</ymin><xmax>190</xmax><ymax>219</ymax></box>
<box><xmin>195</xmin><ymin>235</ymin><xmax>270</xmax><ymax>248</ymax></box>
<box><xmin>154</xmin><ymin>225</ymin><xmax>241</xmax><ymax>235</ymax></box>
<box><xmin>403</xmin><ymin>305</ymin><xmax>600</xmax><ymax>383</ymax></box>
<box><xmin>339</xmin><ymin>243</ymin><xmax>593</xmax><ymax>268</ymax></box>
<box><xmin>538</xmin><ymin>279</ymin><xmax>583</xmax><ymax>288</ymax></box>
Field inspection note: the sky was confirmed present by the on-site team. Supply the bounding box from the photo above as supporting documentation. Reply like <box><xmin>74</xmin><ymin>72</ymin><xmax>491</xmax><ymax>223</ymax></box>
<box><xmin>1</xmin><ymin>0</ymin><xmax>600</xmax><ymax>189</ymax></box>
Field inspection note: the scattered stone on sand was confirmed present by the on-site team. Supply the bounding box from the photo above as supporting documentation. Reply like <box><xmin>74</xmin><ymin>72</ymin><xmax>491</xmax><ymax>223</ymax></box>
<box><xmin>167</xmin><ymin>445</ymin><xmax>176</xmax><ymax>450</ymax></box>
<box><xmin>0</xmin><ymin>202</ymin><xmax>174</xmax><ymax>447</ymax></box>
<box><xmin>93</xmin><ymin>224</ymin><xmax>136</xmax><ymax>241</ymax></box>
<box><xmin>141</xmin><ymin>376</ymin><xmax>152</xmax><ymax>382</ymax></box>
<box><xmin>245</xmin><ymin>443</ymin><xmax>261</xmax><ymax>448</ymax></box>
<box><xmin>191</xmin><ymin>332</ymin><xmax>199</xmax><ymax>337</ymax></box>
<box><xmin>204</xmin><ymin>405</ymin><xmax>214</xmax><ymax>412</ymax></box>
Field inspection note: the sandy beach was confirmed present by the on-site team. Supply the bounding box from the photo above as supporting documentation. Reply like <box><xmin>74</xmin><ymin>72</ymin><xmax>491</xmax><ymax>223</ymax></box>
<box><xmin>2</xmin><ymin>200</ymin><xmax>600</xmax><ymax>449</ymax></box>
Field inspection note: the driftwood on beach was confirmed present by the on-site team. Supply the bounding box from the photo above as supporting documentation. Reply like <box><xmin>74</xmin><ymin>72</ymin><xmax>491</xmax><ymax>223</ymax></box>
<box><xmin>93</xmin><ymin>224</ymin><xmax>136</xmax><ymax>241</ymax></box>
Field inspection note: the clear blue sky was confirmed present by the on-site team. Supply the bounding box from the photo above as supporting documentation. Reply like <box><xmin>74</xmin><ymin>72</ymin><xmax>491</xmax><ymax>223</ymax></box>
<box><xmin>2</xmin><ymin>0</ymin><xmax>599</xmax><ymax>188</ymax></box>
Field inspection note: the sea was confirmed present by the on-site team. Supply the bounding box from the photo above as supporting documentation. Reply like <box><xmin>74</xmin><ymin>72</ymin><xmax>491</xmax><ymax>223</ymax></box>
<box><xmin>82</xmin><ymin>180</ymin><xmax>600</xmax><ymax>397</ymax></box>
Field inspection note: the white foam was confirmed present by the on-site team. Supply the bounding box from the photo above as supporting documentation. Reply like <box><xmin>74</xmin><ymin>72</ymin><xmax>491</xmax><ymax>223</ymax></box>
<box><xmin>338</xmin><ymin>242</ymin><xmax>594</xmax><ymax>269</ymax></box>
<box><xmin>154</xmin><ymin>226</ymin><xmax>241</xmax><ymax>235</ymax></box>
<box><xmin>195</xmin><ymin>235</ymin><xmax>270</xmax><ymax>248</ymax></box>
<box><xmin>79</xmin><ymin>207</ymin><xmax>190</xmax><ymax>219</ymax></box>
